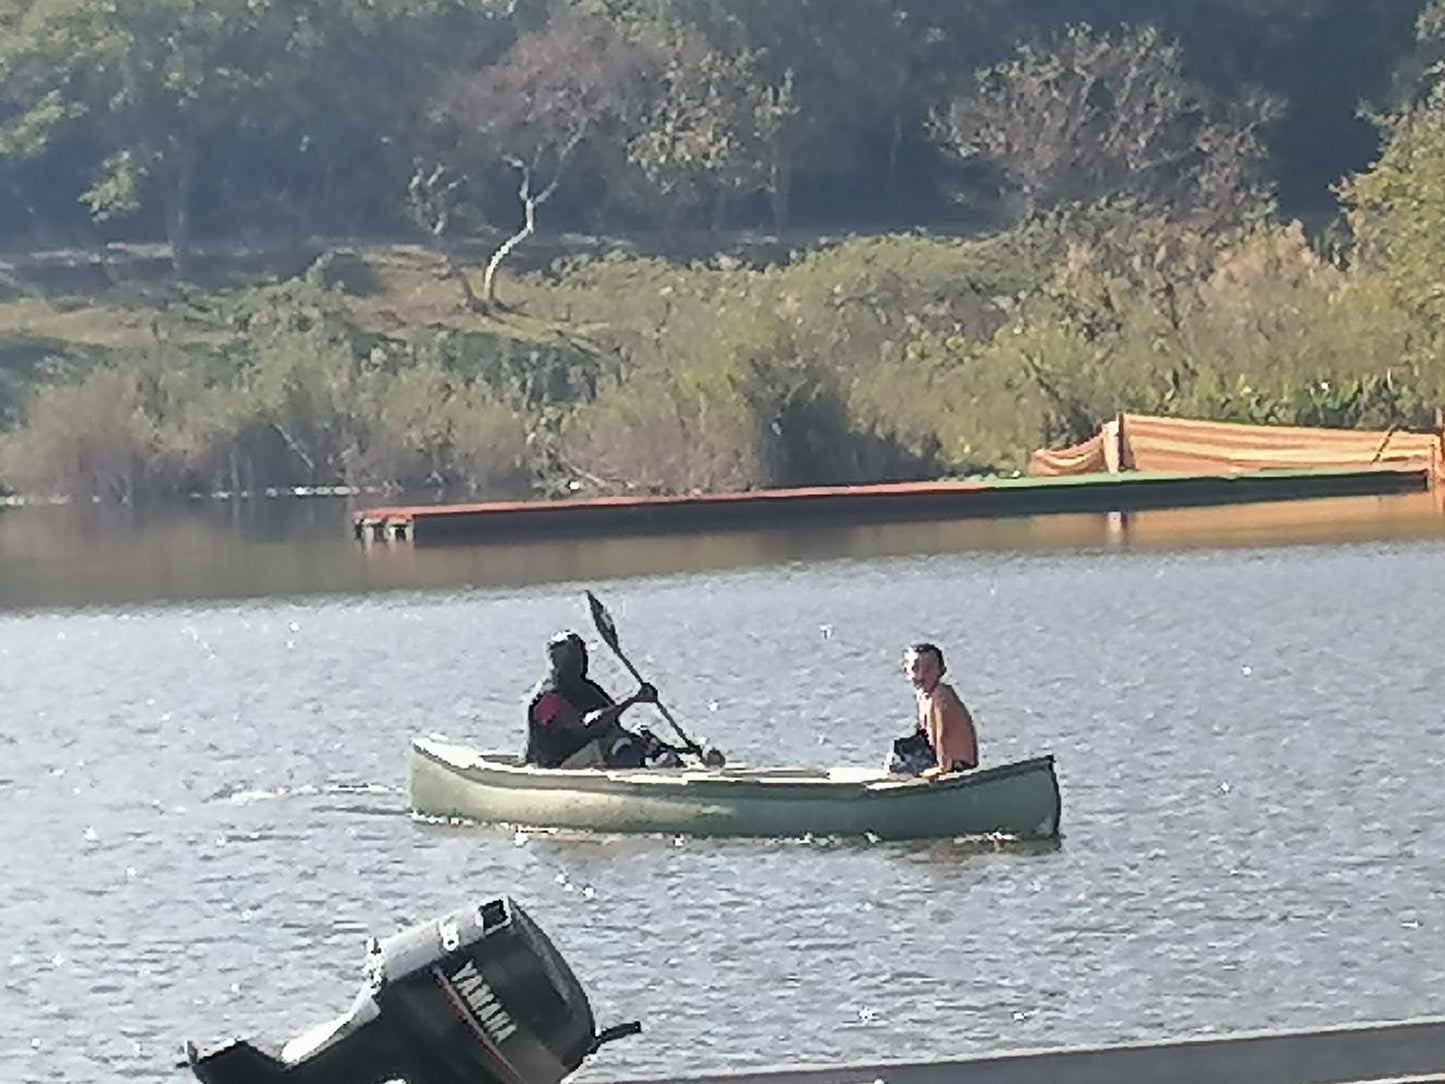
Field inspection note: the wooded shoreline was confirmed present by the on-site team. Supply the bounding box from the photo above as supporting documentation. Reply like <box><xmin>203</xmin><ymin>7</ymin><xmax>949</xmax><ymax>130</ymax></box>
<box><xmin>3</xmin><ymin>2</ymin><xmax>1445</xmax><ymax>503</ymax></box>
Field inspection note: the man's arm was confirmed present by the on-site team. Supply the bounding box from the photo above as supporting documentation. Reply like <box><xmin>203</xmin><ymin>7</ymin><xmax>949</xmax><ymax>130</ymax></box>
<box><xmin>581</xmin><ymin>683</ymin><xmax>659</xmax><ymax>732</ymax></box>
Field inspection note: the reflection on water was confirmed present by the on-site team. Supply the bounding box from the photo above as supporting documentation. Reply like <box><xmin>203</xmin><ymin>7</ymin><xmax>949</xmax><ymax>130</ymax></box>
<box><xmin>2</xmin><ymin>491</ymin><xmax>1443</xmax><ymax>611</ymax></box>
<box><xmin>405</xmin><ymin>817</ymin><xmax>1063</xmax><ymax>867</ymax></box>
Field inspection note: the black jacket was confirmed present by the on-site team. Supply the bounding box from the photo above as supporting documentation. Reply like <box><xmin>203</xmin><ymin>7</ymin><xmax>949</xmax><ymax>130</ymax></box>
<box><xmin>524</xmin><ymin>675</ymin><xmax>615</xmax><ymax>767</ymax></box>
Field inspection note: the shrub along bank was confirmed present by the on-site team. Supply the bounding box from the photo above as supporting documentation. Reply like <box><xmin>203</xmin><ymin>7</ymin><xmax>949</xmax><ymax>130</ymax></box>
<box><xmin>0</xmin><ymin>203</ymin><xmax>1440</xmax><ymax>504</ymax></box>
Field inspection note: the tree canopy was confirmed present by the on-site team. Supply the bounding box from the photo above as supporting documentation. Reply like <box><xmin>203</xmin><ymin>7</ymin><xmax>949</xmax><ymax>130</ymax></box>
<box><xmin>0</xmin><ymin>0</ymin><xmax>1433</xmax><ymax>257</ymax></box>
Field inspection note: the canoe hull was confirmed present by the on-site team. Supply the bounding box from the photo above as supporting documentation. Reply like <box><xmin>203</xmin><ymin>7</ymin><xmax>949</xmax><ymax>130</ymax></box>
<box><xmin>408</xmin><ymin>739</ymin><xmax>1061</xmax><ymax>841</ymax></box>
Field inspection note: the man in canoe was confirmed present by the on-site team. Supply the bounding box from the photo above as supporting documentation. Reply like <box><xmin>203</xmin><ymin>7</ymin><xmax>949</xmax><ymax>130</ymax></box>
<box><xmin>524</xmin><ymin>631</ymin><xmax>664</xmax><ymax>769</ymax></box>
<box><xmin>889</xmin><ymin>642</ymin><xmax>979</xmax><ymax>779</ymax></box>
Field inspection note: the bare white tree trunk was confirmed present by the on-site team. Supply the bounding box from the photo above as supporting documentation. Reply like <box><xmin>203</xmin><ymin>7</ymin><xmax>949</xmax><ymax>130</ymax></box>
<box><xmin>482</xmin><ymin>164</ymin><xmax>539</xmax><ymax>309</ymax></box>
<box><xmin>481</xmin><ymin>140</ymin><xmax>579</xmax><ymax>310</ymax></box>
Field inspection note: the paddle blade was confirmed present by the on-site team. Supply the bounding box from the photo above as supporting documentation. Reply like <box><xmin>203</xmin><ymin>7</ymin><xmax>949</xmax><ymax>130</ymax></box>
<box><xmin>585</xmin><ymin>590</ymin><xmax>621</xmax><ymax>653</ymax></box>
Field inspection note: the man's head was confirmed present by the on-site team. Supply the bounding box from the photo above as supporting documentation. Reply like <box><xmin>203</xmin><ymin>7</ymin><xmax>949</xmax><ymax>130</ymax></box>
<box><xmin>547</xmin><ymin>631</ymin><xmax>588</xmax><ymax>679</ymax></box>
<box><xmin>903</xmin><ymin>642</ymin><xmax>945</xmax><ymax>690</ymax></box>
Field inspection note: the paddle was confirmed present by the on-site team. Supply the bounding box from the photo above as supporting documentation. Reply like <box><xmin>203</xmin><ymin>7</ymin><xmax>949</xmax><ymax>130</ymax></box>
<box><xmin>585</xmin><ymin>590</ymin><xmax>726</xmax><ymax>768</ymax></box>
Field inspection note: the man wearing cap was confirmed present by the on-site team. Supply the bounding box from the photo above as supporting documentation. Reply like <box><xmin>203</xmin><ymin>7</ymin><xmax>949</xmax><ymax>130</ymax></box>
<box><xmin>523</xmin><ymin>631</ymin><xmax>660</xmax><ymax>768</ymax></box>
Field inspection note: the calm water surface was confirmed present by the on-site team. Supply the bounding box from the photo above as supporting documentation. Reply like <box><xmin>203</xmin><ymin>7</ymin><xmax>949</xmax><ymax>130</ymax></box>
<box><xmin>2</xmin><ymin>494</ymin><xmax>1444</xmax><ymax>1083</ymax></box>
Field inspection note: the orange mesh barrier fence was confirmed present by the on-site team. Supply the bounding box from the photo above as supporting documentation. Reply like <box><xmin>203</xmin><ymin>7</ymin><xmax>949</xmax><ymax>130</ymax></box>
<box><xmin>1028</xmin><ymin>431</ymin><xmax>1108</xmax><ymax>476</ymax></box>
<box><xmin>1029</xmin><ymin>413</ymin><xmax>1444</xmax><ymax>482</ymax></box>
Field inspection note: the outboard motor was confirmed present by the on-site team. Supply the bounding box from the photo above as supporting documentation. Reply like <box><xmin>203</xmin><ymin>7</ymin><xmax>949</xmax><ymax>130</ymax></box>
<box><xmin>185</xmin><ymin>897</ymin><xmax>639</xmax><ymax>1084</ymax></box>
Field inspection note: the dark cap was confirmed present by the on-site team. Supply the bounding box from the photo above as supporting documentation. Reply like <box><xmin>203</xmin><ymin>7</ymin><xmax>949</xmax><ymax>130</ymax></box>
<box><xmin>548</xmin><ymin>630</ymin><xmax>585</xmax><ymax>650</ymax></box>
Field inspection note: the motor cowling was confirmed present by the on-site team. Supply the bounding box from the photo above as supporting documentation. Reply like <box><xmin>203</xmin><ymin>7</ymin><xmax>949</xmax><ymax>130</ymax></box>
<box><xmin>185</xmin><ymin>897</ymin><xmax>639</xmax><ymax>1084</ymax></box>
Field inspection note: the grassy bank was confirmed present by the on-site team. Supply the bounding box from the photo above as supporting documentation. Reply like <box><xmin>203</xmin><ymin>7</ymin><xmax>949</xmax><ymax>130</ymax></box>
<box><xmin>0</xmin><ymin>207</ymin><xmax>1440</xmax><ymax>503</ymax></box>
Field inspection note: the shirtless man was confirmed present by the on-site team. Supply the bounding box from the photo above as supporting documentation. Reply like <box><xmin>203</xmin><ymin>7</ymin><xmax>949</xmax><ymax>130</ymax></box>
<box><xmin>899</xmin><ymin>642</ymin><xmax>978</xmax><ymax>779</ymax></box>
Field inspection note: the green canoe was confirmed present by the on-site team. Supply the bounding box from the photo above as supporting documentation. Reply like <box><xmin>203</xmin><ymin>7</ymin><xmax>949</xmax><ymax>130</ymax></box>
<box><xmin>408</xmin><ymin>738</ymin><xmax>1062</xmax><ymax>841</ymax></box>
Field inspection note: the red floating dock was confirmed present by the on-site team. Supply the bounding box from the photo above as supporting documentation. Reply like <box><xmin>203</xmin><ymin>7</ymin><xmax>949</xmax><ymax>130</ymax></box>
<box><xmin>352</xmin><ymin>467</ymin><xmax>1430</xmax><ymax>544</ymax></box>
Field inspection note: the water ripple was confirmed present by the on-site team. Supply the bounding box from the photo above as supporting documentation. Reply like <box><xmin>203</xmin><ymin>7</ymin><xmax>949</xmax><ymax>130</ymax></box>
<box><xmin>3</xmin><ymin>538</ymin><xmax>1445</xmax><ymax>1082</ymax></box>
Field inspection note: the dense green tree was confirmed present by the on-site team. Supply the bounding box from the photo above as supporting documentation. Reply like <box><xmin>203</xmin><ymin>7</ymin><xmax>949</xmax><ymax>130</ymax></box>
<box><xmin>623</xmin><ymin>27</ymin><xmax>772</xmax><ymax>228</ymax></box>
<box><xmin>933</xmin><ymin>25</ymin><xmax>1275</xmax><ymax>226</ymax></box>
<box><xmin>1341</xmin><ymin>0</ymin><xmax>1445</xmax><ymax>364</ymax></box>
<box><xmin>0</xmin><ymin>0</ymin><xmax>511</xmax><ymax>268</ymax></box>
<box><xmin>0</xmin><ymin>0</ymin><xmax>1431</xmax><ymax>263</ymax></box>
<box><xmin>616</xmin><ymin>0</ymin><xmax>940</xmax><ymax>229</ymax></box>
<box><xmin>0</xmin><ymin>0</ymin><xmax>324</xmax><ymax>272</ymax></box>
<box><xmin>1344</xmin><ymin>90</ymin><xmax>1445</xmax><ymax>333</ymax></box>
